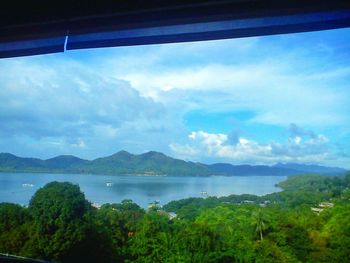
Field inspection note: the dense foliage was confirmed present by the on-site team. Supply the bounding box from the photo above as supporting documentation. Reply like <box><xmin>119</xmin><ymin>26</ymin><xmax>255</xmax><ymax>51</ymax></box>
<box><xmin>0</xmin><ymin>173</ymin><xmax>349</xmax><ymax>262</ymax></box>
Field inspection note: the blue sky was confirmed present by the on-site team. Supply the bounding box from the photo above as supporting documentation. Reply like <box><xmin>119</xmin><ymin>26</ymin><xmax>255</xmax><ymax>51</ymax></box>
<box><xmin>0</xmin><ymin>28</ymin><xmax>350</xmax><ymax>168</ymax></box>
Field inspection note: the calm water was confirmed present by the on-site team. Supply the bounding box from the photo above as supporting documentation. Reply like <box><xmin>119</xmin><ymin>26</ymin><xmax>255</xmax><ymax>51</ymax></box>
<box><xmin>0</xmin><ymin>173</ymin><xmax>286</xmax><ymax>208</ymax></box>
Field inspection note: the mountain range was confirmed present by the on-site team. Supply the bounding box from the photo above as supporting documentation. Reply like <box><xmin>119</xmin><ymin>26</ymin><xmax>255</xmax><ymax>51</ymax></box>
<box><xmin>0</xmin><ymin>151</ymin><xmax>347</xmax><ymax>176</ymax></box>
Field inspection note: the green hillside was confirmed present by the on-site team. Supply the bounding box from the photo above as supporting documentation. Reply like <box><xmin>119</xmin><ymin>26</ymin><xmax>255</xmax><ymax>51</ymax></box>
<box><xmin>0</xmin><ymin>151</ymin><xmax>212</xmax><ymax>176</ymax></box>
<box><xmin>0</xmin><ymin>151</ymin><xmax>346</xmax><ymax>176</ymax></box>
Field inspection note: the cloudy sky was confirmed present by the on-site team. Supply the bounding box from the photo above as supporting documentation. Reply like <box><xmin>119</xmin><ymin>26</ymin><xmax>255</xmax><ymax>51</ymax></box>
<box><xmin>0</xmin><ymin>28</ymin><xmax>350</xmax><ymax>168</ymax></box>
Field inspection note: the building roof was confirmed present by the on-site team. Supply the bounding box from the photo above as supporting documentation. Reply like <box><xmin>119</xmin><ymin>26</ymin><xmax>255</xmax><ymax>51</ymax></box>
<box><xmin>1</xmin><ymin>0</ymin><xmax>350</xmax><ymax>58</ymax></box>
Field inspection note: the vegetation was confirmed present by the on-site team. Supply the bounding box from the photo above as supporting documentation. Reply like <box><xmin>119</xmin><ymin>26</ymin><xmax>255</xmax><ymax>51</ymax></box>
<box><xmin>0</xmin><ymin>152</ymin><xmax>212</xmax><ymax>176</ymax></box>
<box><xmin>0</xmin><ymin>173</ymin><xmax>350</xmax><ymax>262</ymax></box>
<box><xmin>0</xmin><ymin>151</ymin><xmax>346</xmax><ymax>176</ymax></box>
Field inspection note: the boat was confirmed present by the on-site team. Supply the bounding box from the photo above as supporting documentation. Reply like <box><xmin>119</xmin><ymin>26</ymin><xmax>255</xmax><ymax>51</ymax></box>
<box><xmin>22</xmin><ymin>183</ymin><xmax>34</xmax><ymax>187</ymax></box>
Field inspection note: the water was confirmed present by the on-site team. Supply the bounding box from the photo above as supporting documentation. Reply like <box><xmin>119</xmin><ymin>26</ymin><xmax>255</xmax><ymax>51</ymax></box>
<box><xmin>0</xmin><ymin>173</ymin><xmax>286</xmax><ymax>208</ymax></box>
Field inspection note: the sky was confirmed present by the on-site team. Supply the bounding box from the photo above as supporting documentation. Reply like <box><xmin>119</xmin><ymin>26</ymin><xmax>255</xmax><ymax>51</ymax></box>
<box><xmin>0</xmin><ymin>28</ymin><xmax>350</xmax><ymax>168</ymax></box>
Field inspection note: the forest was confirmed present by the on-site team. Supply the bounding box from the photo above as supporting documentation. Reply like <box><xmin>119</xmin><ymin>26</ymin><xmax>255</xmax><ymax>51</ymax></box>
<box><xmin>0</xmin><ymin>173</ymin><xmax>349</xmax><ymax>263</ymax></box>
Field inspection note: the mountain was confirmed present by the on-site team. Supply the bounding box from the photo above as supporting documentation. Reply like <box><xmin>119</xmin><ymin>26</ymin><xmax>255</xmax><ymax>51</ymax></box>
<box><xmin>0</xmin><ymin>151</ymin><xmax>212</xmax><ymax>176</ymax></box>
<box><xmin>0</xmin><ymin>153</ymin><xmax>45</xmax><ymax>172</ymax></box>
<box><xmin>208</xmin><ymin>163</ymin><xmax>301</xmax><ymax>176</ymax></box>
<box><xmin>86</xmin><ymin>151</ymin><xmax>211</xmax><ymax>176</ymax></box>
<box><xmin>273</xmin><ymin>163</ymin><xmax>346</xmax><ymax>175</ymax></box>
<box><xmin>0</xmin><ymin>151</ymin><xmax>347</xmax><ymax>176</ymax></box>
<box><xmin>44</xmin><ymin>155</ymin><xmax>89</xmax><ymax>169</ymax></box>
<box><xmin>0</xmin><ymin>153</ymin><xmax>89</xmax><ymax>173</ymax></box>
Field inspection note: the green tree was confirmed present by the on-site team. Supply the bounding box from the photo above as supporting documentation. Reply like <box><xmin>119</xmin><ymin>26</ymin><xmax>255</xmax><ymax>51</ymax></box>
<box><xmin>128</xmin><ymin>212</ymin><xmax>173</xmax><ymax>263</ymax></box>
<box><xmin>254</xmin><ymin>239</ymin><xmax>299</xmax><ymax>263</ymax></box>
<box><xmin>96</xmin><ymin>201</ymin><xmax>144</xmax><ymax>261</ymax></box>
<box><xmin>28</xmin><ymin>181</ymin><xmax>112</xmax><ymax>263</ymax></box>
<box><xmin>187</xmin><ymin>205</ymin><xmax>255</xmax><ymax>262</ymax></box>
<box><xmin>0</xmin><ymin>203</ymin><xmax>31</xmax><ymax>256</ymax></box>
<box><xmin>252</xmin><ymin>209</ymin><xmax>268</xmax><ymax>241</ymax></box>
<box><xmin>322</xmin><ymin>203</ymin><xmax>350</xmax><ymax>262</ymax></box>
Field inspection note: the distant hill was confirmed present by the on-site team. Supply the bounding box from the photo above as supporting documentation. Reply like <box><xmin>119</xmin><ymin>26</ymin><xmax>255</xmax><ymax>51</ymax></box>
<box><xmin>44</xmin><ymin>155</ymin><xmax>89</xmax><ymax>169</ymax></box>
<box><xmin>0</xmin><ymin>151</ymin><xmax>347</xmax><ymax>176</ymax></box>
<box><xmin>0</xmin><ymin>153</ymin><xmax>45</xmax><ymax>172</ymax></box>
<box><xmin>0</xmin><ymin>151</ymin><xmax>211</xmax><ymax>176</ymax></box>
<box><xmin>273</xmin><ymin>163</ymin><xmax>346</xmax><ymax>175</ymax></box>
<box><xmin>208</xmin><ymin>163</ymin><xmax>301</xmax><ymax>176</ymax></box>
<box><xmin>84</xmin><ymin>151</ymin><xmax>212</xmax><ymax>176</ymax></box>
<box><xmin>0</xmin><ymin>153</ymin><xmax>88</xmax><ymax>173</ymax></box>
<box><xmin>209</xmin><ymin>162</ymin><xmax>346</xmax><ymax>176</ymax></box>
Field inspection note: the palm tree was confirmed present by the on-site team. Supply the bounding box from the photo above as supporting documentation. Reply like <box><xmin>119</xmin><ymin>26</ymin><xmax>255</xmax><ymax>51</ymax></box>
<box><xmin>252</xmin><ymin>209</ymin><xmax>267</xmax><ymax>241</ymax></box>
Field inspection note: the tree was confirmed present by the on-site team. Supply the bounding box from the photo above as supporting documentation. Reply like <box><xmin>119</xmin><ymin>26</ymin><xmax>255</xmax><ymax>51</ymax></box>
<box><xmin>0</xmin><ymin>203</ymin><xmax>31</xmax><ymax>255</ymax></box>
<box><xmin>252</xmin><ymin>209</ymin><xmax>268</xmax><ymax>241</ymax></box>
<box><xmin>254</xmin><ymin>239</ymin><xmax>299</xmax><ymax>263</ymax></box>
<box><xmin>188</xmin><ymin>205</ymin><xmax>255</xmax><ymax>262</ymax></box>
<box><xmin>96</xmin><ymin>201</ymin><xmax>144</xmax><ymax>262</ymax></box>
<box><xmin>322</xmin><ymin>203</ymin><xmax>350</xmax><ymax>262</ymax></box>
<box><xmin>0</xmin><ymin>203</ymin><xmax>29</xmax><ymax>233</ymax></box>
<box><xmin>28</xmin><ymin>181</ymin><xmax>112</xmax><ymax>263</ymax></box>
<box><xmin>128</xmin><ymin>212</ymin><xmax>173</xmax><ymax>262</ymax></box>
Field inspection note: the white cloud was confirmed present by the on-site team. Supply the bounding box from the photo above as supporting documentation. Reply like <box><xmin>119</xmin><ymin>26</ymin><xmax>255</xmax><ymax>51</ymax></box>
<box><xmin>0</xmin><ymin>58</ymin><xmax>164</xmax><ymax>134</ymax></box>
<box><xmin>169</xmin><ymin>143</ymin><xmax>199</xmax><ymax>160</ymax></box>
<box><xmin>0</xmin><ymin>57</ymin><xmax>170</xmax><ymax>158</ymax></box>
<box><xmin>71</xmin><ymin>139</ymin><xmax>86</xmax><ymax>149</ymax></box>
<box><xmin>118</xmin><ymin>62</ymin><xmax>350</xmax><ymax>127</ymax></box>
<box><xmin>96</xmin><ymin>35</ymin><xmax>350</xmax><ymax>129</ymax></box>
<box><xmin>170</xmin><ymin>127</ymin><xmax>339</xmax><ymax>166</ymax></box>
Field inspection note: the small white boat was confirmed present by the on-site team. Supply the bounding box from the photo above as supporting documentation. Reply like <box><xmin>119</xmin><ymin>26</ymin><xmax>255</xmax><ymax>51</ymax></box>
<box><xmin>22</xmin><ymin>183</ymin><xmax>34</xmax><ymax>187</ymax></box>
<box><xmin>106</xmin><ymin>182</ymin><xmax>113</xmax><ymax>187</ymax></box>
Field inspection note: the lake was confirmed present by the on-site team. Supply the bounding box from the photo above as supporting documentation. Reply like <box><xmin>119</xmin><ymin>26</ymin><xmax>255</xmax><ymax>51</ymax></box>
<box><xmin>0</xmin><ymin>173</ymin><xmax>286</xmax><ymax>208</ymax></box>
